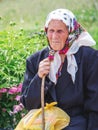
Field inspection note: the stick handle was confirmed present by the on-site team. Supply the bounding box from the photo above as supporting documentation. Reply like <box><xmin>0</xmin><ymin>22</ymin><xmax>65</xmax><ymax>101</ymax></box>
<box><xmin>41</xmin><ymin>75</ymin><xmax>46</xmax><ymax>130</ymax></box>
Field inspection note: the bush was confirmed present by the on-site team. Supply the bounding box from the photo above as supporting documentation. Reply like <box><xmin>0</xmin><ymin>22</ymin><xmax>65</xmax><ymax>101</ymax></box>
<box><xmin>0</xmin><ymin>27</ymin><xmax>47</xmax><ymax>128</ymax></box>
<box><xmin>0</xmin><ymin>27</ymin><xmax>47</xmax><ymax>88</ymax></box>
<box><xmin>0</xmin><ymin>83</ymin><xmax>27</xmax><ymax>128</ymax></box>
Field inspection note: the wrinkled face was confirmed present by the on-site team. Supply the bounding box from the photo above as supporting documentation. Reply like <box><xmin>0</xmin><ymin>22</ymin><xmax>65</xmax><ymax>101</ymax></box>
<box><xmin>47</xmin><ymin>20</ymin><xmax>69</xmax><ymax>51</ymax></box>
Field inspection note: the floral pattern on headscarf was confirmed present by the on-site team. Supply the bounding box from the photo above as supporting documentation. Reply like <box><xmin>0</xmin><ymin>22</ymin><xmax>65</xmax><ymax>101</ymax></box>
<box><xmin>45</xmin><ymin>8</ymin><xmax>85</xmax><ymax>46</ymax></box>
<box><xmin>45</xmin><ymin>8</ymin><xmax>96</xmax><ymax>84</ymax></box>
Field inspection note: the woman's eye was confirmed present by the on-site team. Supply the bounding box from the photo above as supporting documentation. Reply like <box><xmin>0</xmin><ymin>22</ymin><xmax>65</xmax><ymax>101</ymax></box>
<box><xmin>57</xmin><ymin>30</ymin><xmax>63</xmax><ymax>33</ymax></box>
<box><xmin>49</xmin><ymin>30</ymin><xmax>54</xmax><ymax>33</ymax></box>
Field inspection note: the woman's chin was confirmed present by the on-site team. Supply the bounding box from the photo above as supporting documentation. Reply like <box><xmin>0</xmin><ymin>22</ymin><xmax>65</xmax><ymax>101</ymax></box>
<box><xmin>51</xmin><ymin>46</ymin><xmax>63</xmax><ymax>51</ymax></box>
<box><xmin>51</xmin><ymin>48</ymin><xmax>61</xmax><ymax>51</ymax></box>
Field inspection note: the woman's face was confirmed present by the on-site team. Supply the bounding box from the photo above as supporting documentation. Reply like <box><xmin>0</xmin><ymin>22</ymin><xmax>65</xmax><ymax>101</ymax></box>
<box><xmin>47</xmin><ymin>20</ymin><xmax>69</xmax><ymax>51</ymax></box>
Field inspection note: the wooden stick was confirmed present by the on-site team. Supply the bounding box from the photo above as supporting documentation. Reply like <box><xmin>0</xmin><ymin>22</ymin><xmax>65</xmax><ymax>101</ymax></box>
<box><xmin>41</xmin><ymin>49</ymin><xmax>55</xmax><ymax>130</ymax></box>
<box><xmin>41</xmin><ymin>75</ymin><xmax>45</xmax><ymax>130</ymax></box>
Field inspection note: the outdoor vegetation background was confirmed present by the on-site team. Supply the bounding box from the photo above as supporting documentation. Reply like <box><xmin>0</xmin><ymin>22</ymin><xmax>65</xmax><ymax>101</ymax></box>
<box><xmin>0</xmin><ymin>0</ymin><xmax>98</xmax><ymax>129</ymax></box>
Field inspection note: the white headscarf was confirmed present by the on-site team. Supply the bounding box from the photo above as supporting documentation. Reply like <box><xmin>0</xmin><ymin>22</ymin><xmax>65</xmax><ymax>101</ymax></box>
<box><xmin>45</xmin><ymin>9</ymin><xmax>96</xmax><ymax>84</ymax></box>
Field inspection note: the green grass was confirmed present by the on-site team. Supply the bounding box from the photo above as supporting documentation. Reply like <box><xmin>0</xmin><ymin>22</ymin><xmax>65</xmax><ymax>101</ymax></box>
<box><xmin>0</xmin><ymin>0</ymin><xmax>98</xmax><ymax>31</ymax></box>
<box><xmin>0</xmin><ymin>0</ymin><xmax>98</xmax><ymax>47</ymax></box>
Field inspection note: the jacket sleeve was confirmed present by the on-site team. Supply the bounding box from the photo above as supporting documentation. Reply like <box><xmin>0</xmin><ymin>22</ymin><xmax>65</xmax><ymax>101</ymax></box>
<box><xmin>84</xmin><ymin>50</ymin><xmax>98</xmax><ymax>130</ymax></box>
<box><xmin>20</xmin><ymin>56</ymin><xmax>52</xmax><ymax>110</ymax></box>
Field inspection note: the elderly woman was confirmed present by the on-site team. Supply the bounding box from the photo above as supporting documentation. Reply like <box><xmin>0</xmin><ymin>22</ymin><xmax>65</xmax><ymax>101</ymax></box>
<box><xmin>21</xmin><ymin>9</ymin><xmax>98</xmax><ymax>130</ymax></box>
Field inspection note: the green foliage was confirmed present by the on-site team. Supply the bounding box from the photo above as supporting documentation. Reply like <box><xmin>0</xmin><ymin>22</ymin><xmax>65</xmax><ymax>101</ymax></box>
<box><xmin>0</xmin><ymin>27</ymin><xmax>47</xmax><ymax>88</ymax></box>
<box><xmin>0</xmin><ymin>28</ymin><xmax>47</xmax><ymax>128</ymax></box>
<box><xmin>0</xmin><ymin>84</ymin><xmax>27</xmax><ymax>129</ymax></box>
<box><xmin>0</xmin><ymin>0</ymin><xmax>98</xmax><ymax>31</ymax></box>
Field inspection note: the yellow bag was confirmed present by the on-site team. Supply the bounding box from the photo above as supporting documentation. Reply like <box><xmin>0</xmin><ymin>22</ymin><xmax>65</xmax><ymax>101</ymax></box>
<box><xmin>15</xmin><ymin>102</ymin><xmax>70</xmax><ymax>130</ymax></box>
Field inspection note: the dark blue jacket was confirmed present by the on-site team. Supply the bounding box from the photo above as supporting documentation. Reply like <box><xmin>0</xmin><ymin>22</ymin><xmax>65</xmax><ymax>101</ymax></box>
<box><xmin>21</xmin><ymin>46</ymin><xmax>98</xmax><ymax>130</ymax></box>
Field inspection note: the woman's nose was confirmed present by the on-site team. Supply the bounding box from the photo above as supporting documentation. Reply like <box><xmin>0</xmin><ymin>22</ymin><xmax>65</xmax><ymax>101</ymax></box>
<box><xmin>52</xmin><ymin>32</ymin><xmax>58</xmax><ymax>39</ymax></box>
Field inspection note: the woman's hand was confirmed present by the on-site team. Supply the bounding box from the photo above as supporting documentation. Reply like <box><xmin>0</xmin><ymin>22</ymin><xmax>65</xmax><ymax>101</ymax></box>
<box><xmin>38</xmin><ymin>57</ymin><xmax>51</xmax><ymax>78</ymax></box>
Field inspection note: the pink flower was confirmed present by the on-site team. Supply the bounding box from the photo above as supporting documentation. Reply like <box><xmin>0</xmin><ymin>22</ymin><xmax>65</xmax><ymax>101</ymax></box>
<box><xmin>15</xmin><ymin>95</ymin><xmax>21</xmax><ymax>101</ymax></box>
<box><xmin>0</xmin><ymin>88</ymin><xmax>7</xmax><ymax>93</ymax></box>
<box><xmin>8</xmin><ymin>83</ymin><xmax>22</xmax><ymax>94</ymax></box>
<box><xmin>16</xmin><ymin>83</ymin><xmax>22</xmax><ymax>93</ymax></box>
<box><xmin>12</xmin><ymin>103</ymin><xmax>24</xmax><ymax>114</ymax></box>
<box><xmin>8</xmin><ymin>86</ymin><xmax>18</xmax><ymax>94</ymax></box>
<box><xmin>2</xmin><ymin>108</ymin><xmax>7</xmax><ymax>112</ymax></box>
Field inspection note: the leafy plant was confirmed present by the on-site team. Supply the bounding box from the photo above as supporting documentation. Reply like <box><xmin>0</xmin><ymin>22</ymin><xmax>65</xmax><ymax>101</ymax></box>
<box><xmin>0</xmin><ymin>28</ymin><xmax>47</xmax><ymax>88</ymax></box>
<box><xmin>0</xmin><ymin>83</ymin><xmax>27</xmax><ymax>129</ymax></box>
<box><xmin>0</xmin><ymin>28</ymin><xmax>48</xmax><ymax>128</ymax></box>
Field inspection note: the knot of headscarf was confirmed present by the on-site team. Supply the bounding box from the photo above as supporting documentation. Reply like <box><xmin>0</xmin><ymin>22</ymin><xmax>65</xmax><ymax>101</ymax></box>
<box><xmin>45</xmin><ymin>8</ymin><xmax>96</xmax><ymax>84</ymax></box>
